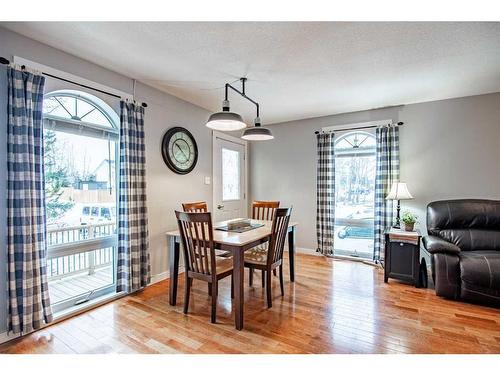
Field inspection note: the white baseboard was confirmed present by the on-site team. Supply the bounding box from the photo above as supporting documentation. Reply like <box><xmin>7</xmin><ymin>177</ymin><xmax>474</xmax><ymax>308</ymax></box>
<box><xmin>296</xmin><ymin>247</ymin><xmax>321</xmax><ymax>256</ymax></box>
<box><xmin>149</xmin><ymin>267</ymin><xmax>185</xmax><ymax>285</ymax></box>
<box><xmin>150</xmin><ymin>271</ymin><xmax>169</xmax><ymax>284</ymax></box>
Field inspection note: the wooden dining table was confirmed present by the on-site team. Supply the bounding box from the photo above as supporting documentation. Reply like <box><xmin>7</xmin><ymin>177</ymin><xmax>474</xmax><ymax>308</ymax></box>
<box><xmin>165</xmin><ymin>218</ymin><xmax>298</xmax><ymax>330</ymax></box>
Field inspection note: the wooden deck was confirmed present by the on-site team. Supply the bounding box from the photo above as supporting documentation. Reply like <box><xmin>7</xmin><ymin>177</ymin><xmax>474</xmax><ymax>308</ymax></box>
<box><xmin>2</xmin><ymin>253</ymin><xmax>500</xmax><ymax>354</ymax></box>
<box><xmin>48</xmin><ymin>267</ymin><xmax>114</xmax><ymax>305</ymax></box>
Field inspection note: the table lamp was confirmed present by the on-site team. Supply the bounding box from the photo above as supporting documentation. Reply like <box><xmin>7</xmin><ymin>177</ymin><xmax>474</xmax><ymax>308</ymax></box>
<box><xmin>386</xmin><ymin>182</ymin><xmax>414</xmax><ymax>228</ymax></box>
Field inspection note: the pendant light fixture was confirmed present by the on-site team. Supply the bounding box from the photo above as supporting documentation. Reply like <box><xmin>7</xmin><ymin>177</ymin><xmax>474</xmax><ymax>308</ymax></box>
<box><xmin>206</xmin><ymin>99</ymin><xmax>246</xmax><ymax>131</ymax></box>
<box><xmin>206</xmin><ymin>78</ymin><xmax>273</xmax><ymax>141</ymax></box>
<box><xmin>241</xmin><ymin>117</ymin><xmax>274</xmax><ymax>141</ymax></box>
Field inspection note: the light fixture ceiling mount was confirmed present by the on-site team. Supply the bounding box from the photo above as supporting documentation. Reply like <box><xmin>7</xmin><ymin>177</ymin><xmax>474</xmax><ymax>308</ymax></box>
<box><xmin>206</xmin><ymin>78</ymin><xmax>273</xmax><ymax>141</ymax></box>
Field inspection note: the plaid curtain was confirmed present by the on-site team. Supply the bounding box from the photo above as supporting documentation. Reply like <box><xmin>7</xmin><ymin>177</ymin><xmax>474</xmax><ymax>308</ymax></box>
<box><xmin>7</xmin><ymin>66</ymin><xmax>53</xmax><ymax>334</ymax></box>
<box><xmin>374</xmin><ymin>126</ymin><xmax>400</xmax><ymax>261</ymax></box>
<box><xmin>117</xmin><ymin>101</ymin><xmax>151</xmax><ymax>292</ymax></box>
<box><xmin>316</xmin><ymin>132</ymin><xmax>335</xmax><ymax>256</ymax></box>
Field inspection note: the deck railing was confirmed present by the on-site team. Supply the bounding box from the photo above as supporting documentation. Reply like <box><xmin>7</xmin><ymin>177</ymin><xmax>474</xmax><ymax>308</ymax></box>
<box><xmin>46</xmin><ymin>222</ymin><xmax>116</xmax><ymax>280</ymax></box>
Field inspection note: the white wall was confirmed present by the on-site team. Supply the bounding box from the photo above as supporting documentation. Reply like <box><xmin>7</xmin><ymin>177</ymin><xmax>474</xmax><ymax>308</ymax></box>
<box><xmin>250</xmin><ymin>93</ymin><xmax>500</xmax><ymax>250</ymax></box>
<box><xmin>0</xmin><ymin>27</ymin><xmax>214</xmax><ymax>334</ymax></box>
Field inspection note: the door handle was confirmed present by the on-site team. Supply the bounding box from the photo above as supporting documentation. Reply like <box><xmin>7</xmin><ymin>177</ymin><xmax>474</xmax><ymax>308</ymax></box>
<box><xmin>217</xmin><ymin>204</ymin><xmax>225</xmax><ymax>209</ymax></box>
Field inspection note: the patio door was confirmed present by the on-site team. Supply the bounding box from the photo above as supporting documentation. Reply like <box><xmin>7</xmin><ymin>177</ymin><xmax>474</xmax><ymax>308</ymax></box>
<box><xmin>212</xmin><ymin>131</ymin><xmax>248</xmax><ymax>222</ymax></box>
<box><xmin>42</xmin><ymin>90</ymin><xmax>119</xmax><ymax>313</ymax></box>
<box><xmin>333</xmin><ymin>130</ymin><xmax>376</xmax><ymax>259</ymax></box>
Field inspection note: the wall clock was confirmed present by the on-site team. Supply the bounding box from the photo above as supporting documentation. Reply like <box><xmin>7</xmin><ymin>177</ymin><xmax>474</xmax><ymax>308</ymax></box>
<box><xmin>161</xmin><ymin>127</ymin><xmax>198</xmax><ymax>174</ymax></box>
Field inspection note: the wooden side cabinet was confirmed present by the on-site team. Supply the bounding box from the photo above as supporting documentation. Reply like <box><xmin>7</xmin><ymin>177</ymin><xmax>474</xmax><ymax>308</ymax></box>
<box><xmin>384</xmin><ymin>229</ymin><xmax>423</xmax><ymax>288</ymax></box>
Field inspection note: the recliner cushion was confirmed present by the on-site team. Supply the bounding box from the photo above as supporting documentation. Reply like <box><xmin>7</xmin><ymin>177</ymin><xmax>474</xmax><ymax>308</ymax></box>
<box><xmin>437</xmin><ymin>229</ymin><xmax>500</xmax><ymax>251</ymax></box>
<box><xmin>459</xmin><ymin>251</ymin><xmax>500</xmax><ymax>289</ymax></box>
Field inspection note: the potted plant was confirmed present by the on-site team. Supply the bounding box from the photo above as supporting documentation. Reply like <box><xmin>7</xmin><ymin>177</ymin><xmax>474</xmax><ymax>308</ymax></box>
<box><xmin>401</xmin><ymin>211</ymin><xmax>418</xmax><ymax>231</ymax></box>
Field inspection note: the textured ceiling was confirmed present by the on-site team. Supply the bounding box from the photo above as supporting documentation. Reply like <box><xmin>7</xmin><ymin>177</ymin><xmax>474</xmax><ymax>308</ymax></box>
<box><xmin>2</xmin><ymin>22</ymin><xmax>500</xmax><ymax>124</ymax></box>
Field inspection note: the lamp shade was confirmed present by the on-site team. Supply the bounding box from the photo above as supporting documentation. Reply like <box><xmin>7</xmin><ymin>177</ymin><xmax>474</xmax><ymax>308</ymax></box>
<box><xmin>386</xmin><ymin>182</ymin><xmax>414</xmax><ymax>200</ymax></box>
<box><xmin>241</xmin><ymin>126</ymin><xmax>274</xmax><ymax>141</ymax></box>
<box><xmin>206</xmin><ymin>111</ymin><xmax>247</xmax><ymax>131</ymax></box>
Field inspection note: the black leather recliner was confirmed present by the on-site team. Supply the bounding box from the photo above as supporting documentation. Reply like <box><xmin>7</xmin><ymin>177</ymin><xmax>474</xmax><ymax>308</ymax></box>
<box><xmin>423</xmin><ymin>199</ymin><xmax>500</xmax><ymax>306</ymax></box>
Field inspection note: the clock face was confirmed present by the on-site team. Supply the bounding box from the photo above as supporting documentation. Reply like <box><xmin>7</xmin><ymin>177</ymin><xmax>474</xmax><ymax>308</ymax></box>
<box><xmin>161</xmin><ymin>127</ymin><xmax>198</xmax><ymax>174</ymax></box>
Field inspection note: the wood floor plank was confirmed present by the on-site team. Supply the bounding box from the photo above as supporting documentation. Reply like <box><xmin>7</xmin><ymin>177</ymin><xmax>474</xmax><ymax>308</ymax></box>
<box><xmin>1</xmin><ymin>254</ymin><xmax>499</xmax><ymax>354</ymax></box>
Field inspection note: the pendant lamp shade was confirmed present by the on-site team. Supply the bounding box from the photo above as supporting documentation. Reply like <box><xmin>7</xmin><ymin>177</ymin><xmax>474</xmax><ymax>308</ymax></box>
<box><xmin>206</xmin><ymin>111</ymin><xmax>246</xmax><ymax>131</ymax></box>
<box><xmin>241</xmin><ymin>126</ymin><xmax>274</xmax><ymax>141</ymax></box>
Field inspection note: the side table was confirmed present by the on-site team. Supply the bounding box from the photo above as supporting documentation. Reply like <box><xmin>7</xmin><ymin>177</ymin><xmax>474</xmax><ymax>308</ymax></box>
<box><xmin>384</xmin><ymin>228</ymin><xmax>426</xmax><ymax>288</ymax></box>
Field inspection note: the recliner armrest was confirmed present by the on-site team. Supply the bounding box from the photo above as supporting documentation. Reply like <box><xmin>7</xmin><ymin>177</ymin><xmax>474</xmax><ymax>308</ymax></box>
<box><xmin>422</xmin><ymin>235</ymin><xmax>461</xmax><ymax>254</ymax></box>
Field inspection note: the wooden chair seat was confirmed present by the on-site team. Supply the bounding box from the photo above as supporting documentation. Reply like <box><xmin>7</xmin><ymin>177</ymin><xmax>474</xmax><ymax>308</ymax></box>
<box><xmin>193</xmin><ymin>255</ymin><xmax>233</xmax><ymax>275</ymax></box>
<box><xmin>214</xmin><ymin>257</ymin><xmax>234</xmax><ymax>275</ymax></box>
<box><xmin>244</xmin><ymin>247</ymin><xmax>269</xmax><ymax>265</ymax></box>
<box><xmin>215</xmin><ymin>250</ymin><xmax>232</xmax><ymax>258</ymax></box>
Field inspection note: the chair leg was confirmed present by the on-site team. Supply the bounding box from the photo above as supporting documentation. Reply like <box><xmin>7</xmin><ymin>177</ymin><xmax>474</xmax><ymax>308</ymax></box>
<box><xmin>249</xmin><ymin>268</ymin><xmax>253</xmax><ymax>286</ymax></box>
<box><xmin>208</xmin><ymin>282</ymin><xmax>212</xmax><ymax>296</ymax></box>
<box><xmin>211</xmin><ymin>280</ymin><xmax>218</xmax><ymax>323</ymax></box>
<box><xmin>183</xmin><ymin>276</ymin><xmax>192</xmax><ymax>314</ymax></box>
<box><xmin>261</xmin><ymin>270</ymin><xmax>265</xmax><ymax>287</ymax></box>
<box><xmin>273</xmin><ymin>269</ymin><xmax>277</xmax><ymax>276</ymax></box>
<box><xmin>266</xmin><ymin>270</ymin><xmax>272</xmax><ymax>308</ymax></box>
<box><xmin>279</xmin><ymin>265</ymin><xmax>284</xmax><ymax>296</ymax></box>
<box><xmin>231</xmin><ymin>274</ymin><xmax>234</xmax><ymax>299</ymax></box>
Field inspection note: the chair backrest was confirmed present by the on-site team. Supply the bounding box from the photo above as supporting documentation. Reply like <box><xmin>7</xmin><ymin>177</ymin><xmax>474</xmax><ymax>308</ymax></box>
<box><xmin>427</xmin><ymin>199</ymin><xmax>500</xmax><ymax>251</ymax></box>
<box><xmin>267</xmin><ymin>207</ymin><xmax>292</xmax><ymax>266</ymax></box>
<box><xmin>252</xmin><ymin>200</ymin><xmax>280</xmax><ymax>220</ymax></box>
<box><xmin>175</xmin><ymin>211</ymin><xmax>216</xmax><ymax>277</ymax></box>
<box><xmin>182</xmin><ymin>201</ymin><xmax>208</xmax><ymax>213</ymax></box>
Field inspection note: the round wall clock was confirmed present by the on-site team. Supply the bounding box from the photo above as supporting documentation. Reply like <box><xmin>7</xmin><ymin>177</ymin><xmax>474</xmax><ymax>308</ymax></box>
<box><xmin>161</xmin><ymin>127</ymin><xmax>198</xmax><ymax>174</ymax></box>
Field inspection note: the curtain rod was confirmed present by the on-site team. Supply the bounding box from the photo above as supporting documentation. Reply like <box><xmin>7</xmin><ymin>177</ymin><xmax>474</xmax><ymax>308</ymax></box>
<box><xmin>314</xmin><ymin>121</ymin><xmax>404</xmax><ymax>134</ymax></box>
<box><xmin>0</xmin><ymin>56</ymin><xmax>147</xmax><ymax>108</ymax></box>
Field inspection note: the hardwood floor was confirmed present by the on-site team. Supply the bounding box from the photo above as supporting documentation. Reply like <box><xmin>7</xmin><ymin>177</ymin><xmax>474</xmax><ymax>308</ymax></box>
<box><xmin>1</xmin><ymin>253</ymin><xmax>500</xmax><ymax>354</ymax></box>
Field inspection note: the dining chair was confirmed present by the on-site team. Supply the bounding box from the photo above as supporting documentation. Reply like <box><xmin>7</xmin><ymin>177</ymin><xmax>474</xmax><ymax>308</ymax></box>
<box><xmin>249</xmin><ymin>200</ymin><xmax>280</xmax><ymax>285</ymax></box>
<box><xmin>182</xmin><ymin>201</ymin><xmax>231</xmax><ymax>260</ymax></box>
<box><xmin>175</xmin><ymin>210</ymin><xmax>234</xmax><ymax>323</ymax></box>
<box><xmin>244</xmin><ymin>207</ymin><xmax>292</xmax><ymax>308</ymax></box>
<box><xmin>252</xmin><ymin>200</ymin><xmax>280</xmax><ymax>221</ymax></box>
<box><xmin>182</xmin><ymin>201</ymin><xmax>208</xmax><ymax>213</ymax></box>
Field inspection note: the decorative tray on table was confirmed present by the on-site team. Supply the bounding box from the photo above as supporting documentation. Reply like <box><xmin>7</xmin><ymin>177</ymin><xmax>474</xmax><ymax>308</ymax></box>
<box><xmin>215</xmin><ymin>219</ymin><xmax>264</xmax><ymax>233</ymax></box>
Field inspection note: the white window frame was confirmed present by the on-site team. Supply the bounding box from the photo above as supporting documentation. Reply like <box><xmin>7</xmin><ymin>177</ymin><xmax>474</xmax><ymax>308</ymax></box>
<box><xmin>333</xmin><ymin>128</ymin><xmax>377</xmax><ymax>230</ymax></box>
<box><xmin>43</xmin><ymin>90</ymin><xmax>121</xmax><ymax>313</ymax></box>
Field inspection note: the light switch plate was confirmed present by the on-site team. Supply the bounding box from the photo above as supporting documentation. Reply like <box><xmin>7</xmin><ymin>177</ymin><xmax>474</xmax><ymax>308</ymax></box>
<box><xmin>204</xmin><ymin>176</ymin><xmax>211</xmax><ymax>185</ymax></box>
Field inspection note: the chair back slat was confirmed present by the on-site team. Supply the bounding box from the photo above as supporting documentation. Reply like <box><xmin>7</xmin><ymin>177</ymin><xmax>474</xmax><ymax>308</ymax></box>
<box><xmin>267</xmin><ymin>207</ymin><xmax>292</xmax><ymax>266</ymax></box>
<box><xmin>175</xmin><ymin>211</ymin><xmax>216</xmax><ymax>277</ymax></box>
<box><xmin>182</xmin><ymin>201</ymin><xmax>208</xmax><ymax>213</ymax></box>
<box><xmin>252</xmin><ymin>201</ymin><xmax>280</xmax><ymax>221</ymax></box>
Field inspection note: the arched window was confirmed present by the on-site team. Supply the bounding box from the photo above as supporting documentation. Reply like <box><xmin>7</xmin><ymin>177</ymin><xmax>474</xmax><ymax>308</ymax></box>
<box><xmin>334</xmin><ymin>131</ymin><xmax>376</xmax><ymax>154</ymax></box>
<box><xmin>43</xmin><ymin>90</ymin><xmax>119</xmax><ymax>139</ymax></box>
<box><xmin>42</xmin><ymin>90</ymin><xmax>119</xmax><ymax>312</ymax></box>
<box><xmin>333</xmin><ymin>130</ymin><xmax>376</xmax><ymax>259</ymax></box>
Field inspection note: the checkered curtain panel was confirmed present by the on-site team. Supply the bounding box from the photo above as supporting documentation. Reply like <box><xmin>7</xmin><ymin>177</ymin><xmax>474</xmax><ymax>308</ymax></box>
<box><xmin>316</xmin><ymin>132</ymin><xmax>335</xmax><ymax>256</ymax></box>
<box><xmin>374</xmin><ymin>126</ymin><xmax>400</xmax><ymax>261</ymax></box>
<box><xmin>117</xmin><ymin>101</ymin><xmax>151</xmax><ymax>292</ymax></box>
<box><xmin>7</xmin><ymin>66</ymin><xmax>53</xmax><ymax>334</ymax></box>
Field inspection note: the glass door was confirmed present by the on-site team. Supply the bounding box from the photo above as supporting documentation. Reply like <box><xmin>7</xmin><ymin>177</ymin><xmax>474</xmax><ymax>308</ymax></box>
<box><xmin>213</xmin><ymin>132</ymin><xmax>247</xmax><ymax>222</ymax></box>
<box><xmin>334</xmin><ymin>130</ymin><xmax>376</xmax><ymax>259</ymax></box>
<box><xmin>43</xmin><ymin>90</ymin><xmax>119</xmax><ymax>313</ymax></box>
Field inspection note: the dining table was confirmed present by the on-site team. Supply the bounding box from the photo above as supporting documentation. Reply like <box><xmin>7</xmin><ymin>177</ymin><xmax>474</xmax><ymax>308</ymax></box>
<box><xmin>165</xmin><ymin>218</ymin><xmax>298</xmax><ymax>330</ymax></box>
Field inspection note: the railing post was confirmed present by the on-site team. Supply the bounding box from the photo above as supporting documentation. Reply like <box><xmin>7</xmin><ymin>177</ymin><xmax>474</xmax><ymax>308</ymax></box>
<box><xmin>88</xmin><ymin>251</ymin><xmax>96</xmax><ymax>275</ymax></box>
<box><xmin>88</xmin><ymin>224</ymin><xmax>96</xmax><ymax>275</ymax></box>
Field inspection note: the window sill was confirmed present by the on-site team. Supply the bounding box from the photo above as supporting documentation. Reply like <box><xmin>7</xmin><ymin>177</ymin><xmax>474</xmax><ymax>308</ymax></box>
<box><xmin>52</xmin><ymin>290</ymin><xmax>126</xmax><ymax>323</ymax></box>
